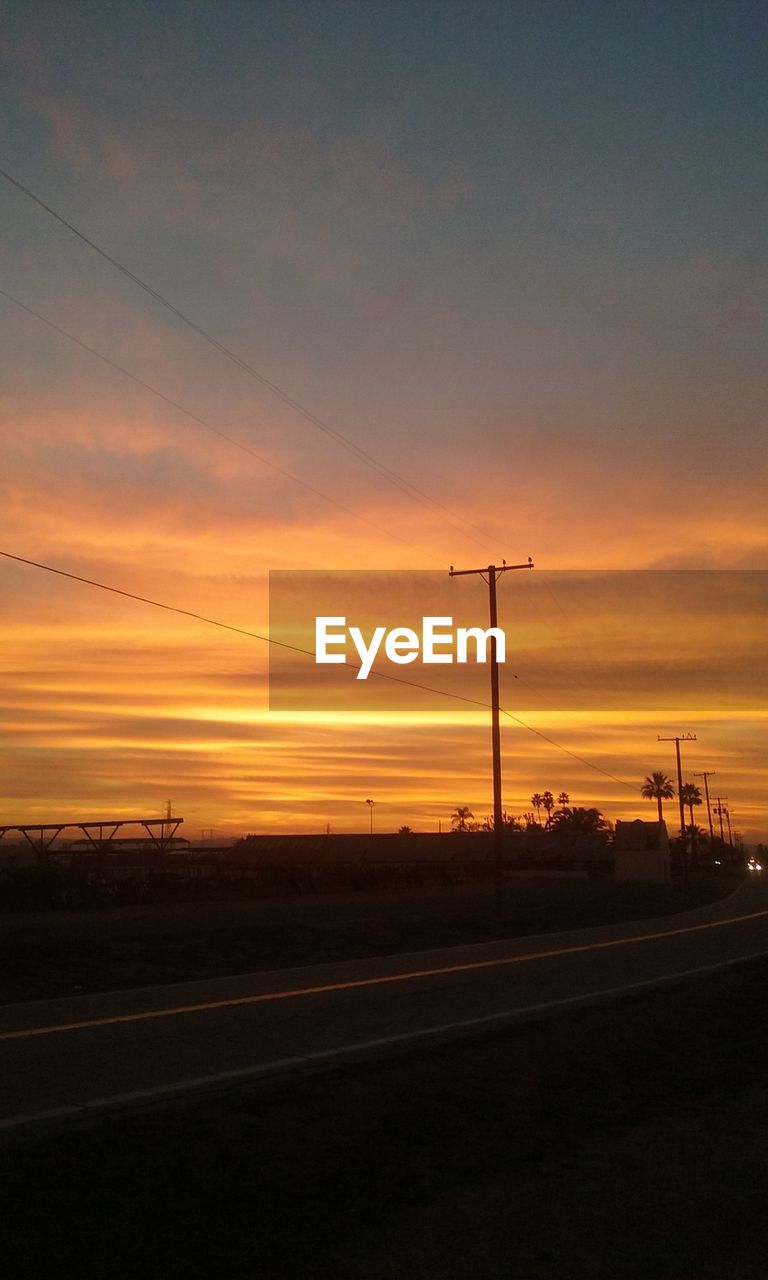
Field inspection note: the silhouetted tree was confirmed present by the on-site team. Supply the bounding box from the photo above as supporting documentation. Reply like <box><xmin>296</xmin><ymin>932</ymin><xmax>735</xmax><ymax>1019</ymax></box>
<box><xmin>542</xmin><ymin>791</ymin><xmax>555</xmax><ymax>827</ymax></box>
<box><xmin>557</xmin><ymin>791</ymin><xmax>570</xmax><ymax>807</ymax></box>
<box><xmin>398</xmin><ymin>826</ymin><xmax>413</xmax><ymax>835</ymax></box>
<box><xmin>481</xmin><ymin>811</ymin><xmax>521</xmax><ymax>832</ymax></box>
<box><xmin>680</xmin><ymin>783</ymin><xmax>703</xmax><ymax>860</ymax></box>
<box><xmin>530</xmin><ymin>793</ymin><xmax>544</xmax><ymax>825</ymax></box>
<box><xmin>680</xmin><ymin>783</ymin><xmax>702</xmax><ymax>828</ymax></box>
<box><xmin>551</xmin><ymin>806</ymin><xmax>610</xmax><ymax>836</ymax></box>
<box><xmin>451</xmin><ymin>806</ymin><xmax>475</xmax><ymax>832</ymax></box>
<box><xmin>641</xmin><ymin>771</ymin><xmax>675</xmax><ymax>823</ymax></box>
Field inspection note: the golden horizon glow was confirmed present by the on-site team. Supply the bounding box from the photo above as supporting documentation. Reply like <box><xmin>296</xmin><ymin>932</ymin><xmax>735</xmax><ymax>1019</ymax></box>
<box><xmin>2</xmin><ymin>562</ymin><xmax>766</xmax><ymax>842</ymax></box>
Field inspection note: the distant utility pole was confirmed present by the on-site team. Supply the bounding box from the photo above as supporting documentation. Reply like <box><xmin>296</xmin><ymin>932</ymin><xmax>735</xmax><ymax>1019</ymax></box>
<box><xmin>713</xmin><ymin>796</ymin><xmax>729</xmax><ymax>844</ymax></box>
<box><xmin>713</xmin><ymin>802</ymin><xmax>734</xmax><ymax>849</ymax></box>
<box><xmin>658</xmin><ymin>733</ymin><xmax>697</xmax><ymax>887</ymax></box>
<box><xmin>450</xmin><ymin>557</ymin><xmax>534</xmax><ymax>921</ymax></box>
<box><xmin>693</xmin><ymin>770</ymin><xmax>716</xmax><ymax>845</ymax></box>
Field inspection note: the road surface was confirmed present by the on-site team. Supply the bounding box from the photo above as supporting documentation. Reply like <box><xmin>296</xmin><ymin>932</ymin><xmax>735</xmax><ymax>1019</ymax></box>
<box><xmin>1</xmin><ymin>877</ymin><xmax>766</xmax><ymax>1135</ymax></box>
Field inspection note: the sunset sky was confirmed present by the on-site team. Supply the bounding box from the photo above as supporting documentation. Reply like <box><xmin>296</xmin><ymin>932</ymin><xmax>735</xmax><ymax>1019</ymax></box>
<box><xmin>1</xmin><ymin>2</ymin><xmax>766</xmax><ymax>840</ymax></box>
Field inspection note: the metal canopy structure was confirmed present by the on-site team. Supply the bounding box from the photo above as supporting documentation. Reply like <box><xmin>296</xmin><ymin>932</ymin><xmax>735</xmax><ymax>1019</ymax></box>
<box><xmin>0</xmin><ymin>816</ymin><xmax>184</xmax><ymax>863</ymax></box>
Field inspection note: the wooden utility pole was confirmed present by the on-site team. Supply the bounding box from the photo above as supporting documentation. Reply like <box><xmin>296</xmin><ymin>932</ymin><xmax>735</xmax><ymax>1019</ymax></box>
<box><xmin>450</xmin><ymin>557</ymin><xmax>533</xmax><ymax>920</ymax></box>
<box><xmin>724</xmin><ymin>805</ymin><xmax>733</xmax><ymax>845</ymax></box>
<box><xmin>658</xmin><ymin>733</ymin><xmax>696</xmax><ymax>887</ymax></box>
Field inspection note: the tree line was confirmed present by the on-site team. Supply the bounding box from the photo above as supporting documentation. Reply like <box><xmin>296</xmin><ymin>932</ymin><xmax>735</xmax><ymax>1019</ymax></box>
<box><xmin>445</xmin><ymin>772</ymin><xmax>740</xmax><ymax>852</ymax></box>
<box><xmin>450</xmin><ymin>795</ymin><xmax>609</xmax><ymax>836</ymax></box>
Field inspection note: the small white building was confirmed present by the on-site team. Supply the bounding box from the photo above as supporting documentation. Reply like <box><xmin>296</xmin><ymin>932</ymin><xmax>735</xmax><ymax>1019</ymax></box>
<box><xmin>613</xmin><ymin>819</ymin><xmax>671</xmax><ymax>884</ymax></box>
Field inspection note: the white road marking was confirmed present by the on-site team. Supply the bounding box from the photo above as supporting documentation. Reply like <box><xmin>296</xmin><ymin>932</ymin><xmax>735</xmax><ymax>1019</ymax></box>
<box><xmin>2</xmin><ymin>946</ymin><xmax>767</xmax><ymax>1134</ymax></box>
<box><xmin>1</xmin><ymin>906</ymin><xmax>767</xmax><ymax>1043</ymax></box>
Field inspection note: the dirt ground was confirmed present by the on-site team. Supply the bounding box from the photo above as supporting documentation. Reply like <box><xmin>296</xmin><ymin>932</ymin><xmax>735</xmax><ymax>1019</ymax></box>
<box><xmin>3</xmin><ymin>952</ymin><xmax>767</xmax><ymax>1279</ymax></box>
<box><xmin>0</xmin><ymin>875</ymin><xmax>732</xmax><ymax>1002</ymax></box>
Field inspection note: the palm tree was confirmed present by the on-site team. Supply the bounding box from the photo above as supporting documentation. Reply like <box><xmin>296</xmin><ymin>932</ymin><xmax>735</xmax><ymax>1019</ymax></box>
<box><xmin>680</xmin><ymin>783</ymin><xmax>703</xmax><ymax>860</ymax></box>
<box><xmin>542</xmin><ymin>791</ymin><xmax>555</xmax><ymax>827</ymax></box>
<box><xmin>557</xmin><ymin>791</ymin><xmax>570</xmax><ymax>807</ymax></box>
<box><xmin>451</xmin><ymin>806</ymin><xmax>475</xmax><ymax>833</ymax></box>
<box><xmin>684</xmin><ymin>822</ymin><xmax>707</xmax><ymax>854</ymax></box>
<box><xmin>641</xmin><ymin>771</ymin><xmax>675</xmax><ymax>823</ymax></box>
<box><xmin>530</xmin><ymin>793</ymin><xmax>544</xmax><ymax>825</ymax></box>
<box><xmin>551</xmin><ymin>806</ymin><xmax>610</xmax><ymax>835</ymax></box>
<box><xmin>680</xmin><ymin>783</ymin><xmax>702</xmax><ymax>829</ymax></box>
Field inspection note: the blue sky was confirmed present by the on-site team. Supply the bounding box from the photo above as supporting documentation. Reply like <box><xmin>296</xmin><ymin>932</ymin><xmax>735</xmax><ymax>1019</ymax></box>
<box><xmin>2</xmin><ymin>0</ymin><xmax>765</xmax><ymax>510</ymax></box>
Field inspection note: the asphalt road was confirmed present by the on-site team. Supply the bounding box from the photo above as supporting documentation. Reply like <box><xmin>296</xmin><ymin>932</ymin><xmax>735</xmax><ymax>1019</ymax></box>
<box><xmin>1</xmin><ymin>877</ymin><xmax>766</xmax><ymax>1135</ymax></box>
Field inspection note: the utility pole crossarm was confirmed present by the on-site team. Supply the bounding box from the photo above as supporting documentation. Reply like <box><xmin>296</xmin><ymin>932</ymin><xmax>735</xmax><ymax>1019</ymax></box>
<box><xmin>449</xmin><ymin>559</ymin><xmax>533</xmax><ymax>578</ymax></box>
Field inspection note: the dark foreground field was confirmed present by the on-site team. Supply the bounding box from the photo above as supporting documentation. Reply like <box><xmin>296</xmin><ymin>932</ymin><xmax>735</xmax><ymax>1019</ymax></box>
<box><xmin>0</xmin><ymin>875</ymin><xmax>732</xmax><ymax>1002</ymax></box>
<box><xmin>2</xmin><ymin>954</ymin><xmax>767</xmax><ymax>1279</ymax></box>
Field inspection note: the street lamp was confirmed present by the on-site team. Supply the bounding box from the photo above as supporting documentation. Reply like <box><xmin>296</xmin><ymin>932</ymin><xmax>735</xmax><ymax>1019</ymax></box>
<box><xmin>365</xmin><ymin>798</ymin><xmax>374</xmax><ymax>835</ymax></box>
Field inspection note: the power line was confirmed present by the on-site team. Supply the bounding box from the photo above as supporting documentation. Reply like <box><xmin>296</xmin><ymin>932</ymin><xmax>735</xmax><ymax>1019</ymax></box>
<box><xmin>0</xmin><ymin>550</ymin><xmax>494</xmax><ymax>712</ymax></box>
<box><xmin>0</xmin><ymin>286</ymin><xmax>413</xmax><ymax>549</ymax></box>
<box><xmin>0</xmin><ymin>164</ymin><xmax>493</xmax><ymax>552</ymax></box>
<box><xmin>0</xmin><ymin>549</ymin><xmax>638</xmax><ymax>792</ymax></box>
<box><xmin>0</xmin><ymin>283</ymin><xmax>677</xmax><ymax>762</ymax></box>
<box><xmin>0</xmin><ymin>301</ymin><xmax>645</xmax><ymax>795</ymax></box>
<box><xmin>499</xmin><ymin>707</ymin><xmax>637</xmax><ymax>792</ymax></box>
